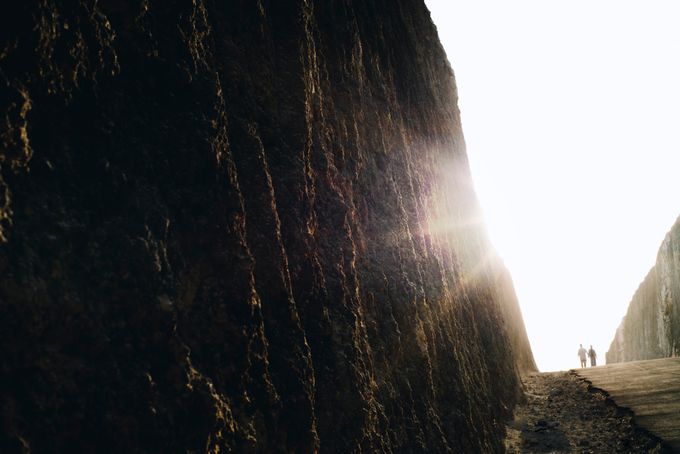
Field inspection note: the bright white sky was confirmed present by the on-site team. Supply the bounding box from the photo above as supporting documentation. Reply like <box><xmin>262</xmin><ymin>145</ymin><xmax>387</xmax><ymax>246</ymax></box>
<box><xmin>425</xmin><ymin>0</ymin><xmax>680</xmax><ymax>372</ymax></box>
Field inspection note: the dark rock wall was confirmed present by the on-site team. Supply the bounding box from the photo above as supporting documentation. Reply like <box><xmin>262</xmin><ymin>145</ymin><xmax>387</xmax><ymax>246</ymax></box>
<box><xmin>0</xmin><ymin>1</ymin><xmax>535</xmax><ymax>452</ymax></box>
<box><xmin>607</xmin><ymin>216</ymin><xmax>680</xmax><ymax>363</ymax></box>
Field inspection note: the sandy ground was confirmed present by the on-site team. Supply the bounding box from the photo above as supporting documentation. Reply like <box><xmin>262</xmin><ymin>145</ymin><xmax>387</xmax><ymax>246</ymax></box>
<box><xmin>504</xmin><ymin>371</ymin><xmax>671</xmax><ymax>453</ymax></box>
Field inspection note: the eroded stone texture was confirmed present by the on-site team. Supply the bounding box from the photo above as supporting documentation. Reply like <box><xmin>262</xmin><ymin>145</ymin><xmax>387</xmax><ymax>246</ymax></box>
<box><xmin>607</xmin><ymin>217</ymin><xmax>680</xmax><ymax>363</ymax></box>
<box><xmin>0</xmin><ymin>1</ymin><xmax>535</xmax><ymax>452</ymax></box>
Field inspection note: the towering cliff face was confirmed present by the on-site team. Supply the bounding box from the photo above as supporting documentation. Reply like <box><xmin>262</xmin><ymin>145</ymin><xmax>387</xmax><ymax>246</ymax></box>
<box><xmin>607</xmin><ymin>217</ymin><xmax>680</xmax><ymax>364</ymax></box>
<box><xmin>0</xmin><ymin>1</ymin><xmax>535</xmax><ymax>452</ymax></box>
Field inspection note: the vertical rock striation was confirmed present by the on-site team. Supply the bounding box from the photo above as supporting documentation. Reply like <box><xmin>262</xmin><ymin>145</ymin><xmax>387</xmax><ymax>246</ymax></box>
<box><xmin>607</xmin><ymin>216</ymin><xmax>680</xmax><ymax>363</ymax></box>
<box><xmin>0</xmin><ymin>1</ymin><xmax>535</xmax><ymax>452</ymax></box>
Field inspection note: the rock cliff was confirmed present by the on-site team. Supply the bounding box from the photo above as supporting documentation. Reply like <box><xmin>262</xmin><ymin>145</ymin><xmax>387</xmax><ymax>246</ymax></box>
<box><xmin>607</xmin><ymin>216</ymin><xmax>680</xmax><ymax>363</ymax></box>
<box><xmin>0</xmin><ymin>1</ymin><xmax>535</xmax><ymax>452</ymax></box>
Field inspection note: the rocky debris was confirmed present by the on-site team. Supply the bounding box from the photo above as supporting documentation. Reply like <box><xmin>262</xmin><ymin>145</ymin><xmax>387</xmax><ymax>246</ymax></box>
<box><xmin>505</xmin><ymin>372</ymin><xmax>669</xmax><ymax>453</ymax></box>
<box><xmin>574</xmin><ymin>357</ymin><xmax>680</xmax><ymax>451</ymax></box>
<box><xmin>607</xmin><ymin>216</ymin><xmax>680</xmax><ymax>363</ymax></box>
<box><xmin>0</xmin><ymin>1</ymin><xmax>535</xmax><ymax>452</ymax></box>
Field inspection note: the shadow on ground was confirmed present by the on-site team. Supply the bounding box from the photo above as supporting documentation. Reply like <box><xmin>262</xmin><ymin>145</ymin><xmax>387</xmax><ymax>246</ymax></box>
<box><xmin>505</xmin><ymin>371</ymin><xmax>671</xmax><ymax>453</ymax></box>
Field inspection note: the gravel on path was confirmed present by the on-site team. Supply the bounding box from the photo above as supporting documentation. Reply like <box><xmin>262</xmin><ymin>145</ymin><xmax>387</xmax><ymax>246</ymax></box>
<box><xmin>504</xmin><ymin>371</ymin><xmax>672</xmax><ymax>453</ymax></box>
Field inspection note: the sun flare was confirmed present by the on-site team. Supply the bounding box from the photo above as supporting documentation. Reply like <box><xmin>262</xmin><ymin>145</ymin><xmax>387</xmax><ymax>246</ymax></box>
<box><xmin>427</xmin><ymin>0</ymin><xmax>680</xmax><ymax>371</ymax></box>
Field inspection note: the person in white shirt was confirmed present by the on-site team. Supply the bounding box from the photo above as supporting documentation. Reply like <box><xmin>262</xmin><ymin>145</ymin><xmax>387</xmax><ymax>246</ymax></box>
<box><xmin>577</xmin><ymin>344</ymin><xmax>587</xmax><ymax>368</ymax></box>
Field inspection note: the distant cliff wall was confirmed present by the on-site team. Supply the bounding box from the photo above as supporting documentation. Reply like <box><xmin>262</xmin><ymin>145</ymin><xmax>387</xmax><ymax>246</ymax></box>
<box><xmin>0</xmin><ymin>1</ymin><xmax>534</xmax><ymax>452</ymax></box>
<box><xmin>607</xmin><ymin>217</ymin><xmax>680</xmax><ymax>363</ymax></box>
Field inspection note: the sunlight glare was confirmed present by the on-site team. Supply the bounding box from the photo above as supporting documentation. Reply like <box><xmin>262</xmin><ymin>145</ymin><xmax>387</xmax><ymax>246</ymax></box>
<box><xmin>426</xmin><ymin>0</ymin><xmax>680</xmax><ymax>371</ymax></box>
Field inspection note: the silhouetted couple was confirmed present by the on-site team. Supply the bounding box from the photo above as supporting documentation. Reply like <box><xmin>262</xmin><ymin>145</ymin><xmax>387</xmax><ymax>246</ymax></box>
<box><xmin>577</xmin><ymin>344</ymin><xmax>597</xmax><ymax>367</ymax></box>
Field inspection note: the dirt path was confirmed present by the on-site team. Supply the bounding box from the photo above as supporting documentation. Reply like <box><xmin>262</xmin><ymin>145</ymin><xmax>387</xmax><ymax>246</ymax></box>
<box><xmin>504</xmin><ymin>371</ymin><xmax>671</xmax><ymax>453</ymax></box>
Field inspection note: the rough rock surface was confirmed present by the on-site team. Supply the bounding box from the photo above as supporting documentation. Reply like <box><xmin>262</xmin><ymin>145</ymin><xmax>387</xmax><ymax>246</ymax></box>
<box><xmin>607</xmin><ymin>217</ymin><xmax>680</xmax><ymax>363</ymax></box>
<box><xmin>0</xmin><ymin>1</ymin><xmax>535</xmax><ymax>452</ymax></box>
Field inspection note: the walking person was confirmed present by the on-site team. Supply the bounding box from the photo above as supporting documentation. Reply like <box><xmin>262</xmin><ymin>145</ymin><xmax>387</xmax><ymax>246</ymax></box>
<box><xmin>578</xmin><ymin>344</ymin><xmax>587</xmax><ymax>368</ymax></box>
<box><xmin>588</xmin><ymin>345</ymin><xmax>597</xmax><ymax>367</ymax></box>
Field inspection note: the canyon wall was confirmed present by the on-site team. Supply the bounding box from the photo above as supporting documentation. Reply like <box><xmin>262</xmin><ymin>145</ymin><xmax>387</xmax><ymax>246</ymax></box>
<box><xmin>0</xmin><ymin>1</ymin><xmax>535</xmax><ymax>452</ymax></box>
<box><xmin>607</xmin><ymin>217</ymin><xmax>680</xmax><ymax>363</ymax></box>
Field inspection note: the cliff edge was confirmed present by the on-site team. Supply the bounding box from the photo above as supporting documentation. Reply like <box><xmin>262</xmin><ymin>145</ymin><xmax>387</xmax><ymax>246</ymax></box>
<box><xmin>607</xmin><ymin>216</ymin><xmax>680</xmax><ymax>363</ymax></box>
